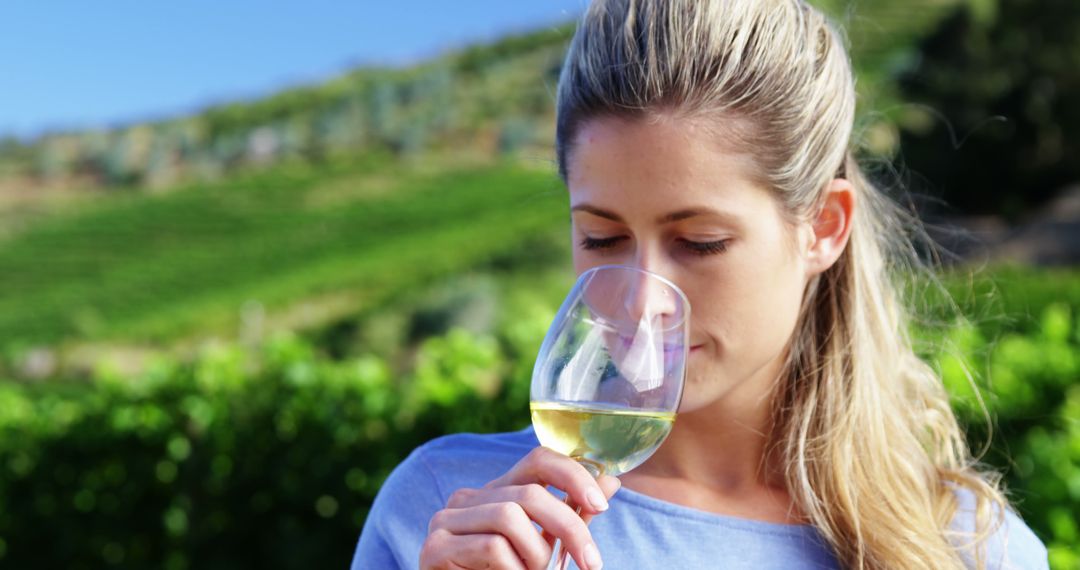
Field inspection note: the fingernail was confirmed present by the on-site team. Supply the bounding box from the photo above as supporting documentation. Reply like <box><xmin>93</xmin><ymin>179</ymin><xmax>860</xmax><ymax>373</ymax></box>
<box><xmin>586</xmin><ymin>488</ymin><xmax>608</xmax><ymax>511</ymax></box>
<box><xmin>584</xmin><ymin>543</ymin><xmax>603</xmax><ymax>570</ymax></box>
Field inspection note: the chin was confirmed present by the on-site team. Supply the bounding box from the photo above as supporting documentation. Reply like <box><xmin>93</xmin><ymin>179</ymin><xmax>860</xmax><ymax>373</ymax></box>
<box><xmin>676</xmin><ymin>375</ymin><xmax>732</xmax><ymax>414</ymax></box>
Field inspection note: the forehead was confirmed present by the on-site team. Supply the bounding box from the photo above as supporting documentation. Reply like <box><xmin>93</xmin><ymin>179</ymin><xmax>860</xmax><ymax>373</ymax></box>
<box><xmin>566</xmin><ymin>116</ymin><xmax>774</xmax><ymax>219</ymax></box>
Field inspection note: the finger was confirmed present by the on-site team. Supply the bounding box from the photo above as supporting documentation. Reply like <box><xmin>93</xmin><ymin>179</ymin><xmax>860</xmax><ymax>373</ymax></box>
<box><xmin>598</xmin><ymin>475</ymin><xmax>622</xmax><ymax>500</ymax></box>
<box><xmin>447</xmin><ymin>484</ymin><xmax>599</xmax><ymax>569</ymax></box>
<box><xmin>581</xmin><ymin>475</ymin><xmax>621</xmax><ymax>526</ymax></box>
<box><xmin>428</xmin><ymin>503</ymin><xmax>550</xmax><ymax>570</ymax></box>
<box><xmin>488</xmin><ymin>447</ymin><xmax>610</xmax><ymax>515</ymax></box>
<box><xmin>421</xmin><ymin>528</ymin><xmax>527</xmax><ymax>570</ymax></box>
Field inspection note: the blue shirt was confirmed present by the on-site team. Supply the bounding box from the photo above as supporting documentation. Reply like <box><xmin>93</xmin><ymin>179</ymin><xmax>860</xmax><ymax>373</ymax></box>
<box><xmin>351</xmin><ymin>426</ymin><xmax>1048</xmax><ymax>569</ymax></box>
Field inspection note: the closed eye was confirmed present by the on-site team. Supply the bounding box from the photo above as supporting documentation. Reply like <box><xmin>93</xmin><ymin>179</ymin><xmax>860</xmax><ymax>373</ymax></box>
<box><xmin>580</xmin><ymin>236</ymin><xmax>730</xmax><ymax>256</ymax></box>
<box><xmin>679</xmin><ymin>238</ymin><xmax>729</xmax><ymax>256</ymax></box>
<box><xmin>579</xmin><ymin>236</ymin><xmax>626</xmax><ymax>250</ymax></box>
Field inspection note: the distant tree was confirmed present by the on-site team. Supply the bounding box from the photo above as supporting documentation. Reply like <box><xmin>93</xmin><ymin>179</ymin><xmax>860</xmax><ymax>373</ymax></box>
<box><xmin>318</xmin><ymin>99</ymin><xmax>363</xmax><ymax>152</ymax></box>
<box><xmin>246</xmin><ymin>126</ymin><xmax>281</xmax><ymax>165</ymax></box>
<box><xmin>454</xmin><ymin>24</ymin><xmax>573</xmax><ymax>76</ymax></box>
<box><xmin>395</xmin><ymin>123</ymin><xmax>429</xmax><ymax>157</ymax></box>
<box><xmin>102</xmin><ymin>133</ymin><xmax>139</xmax><ymax>187</ymax></box>
<box><xmin>497</xmin><ymin>117</ymin><xmax>536</xmax><ymax>156</ymax></box>
<box><xmin>896</xmin><ymin>0</ymin><xmax>1080</xmax><ymax>219</ymax></box>
<box><xmin>145</xmin><ymin>132</ymin><xmax>178</xmax><ymax>188</ymax></box>
<box><xmin>0</xmin><ymin>136</ymin><xmax>24</xmax><ymax>156</ymax></box>
<box><xmin>368</xmin><ymin>82</ymin><xmax>400</xmax><ymax>148</ymax></box>
<box><xmin>210</xmin><ymin>131</ymin><xmax>246</xmax><ymax>171</ymax></box>
<box><xmin>34</xmin><ymin>139</ymin><xmax>66</xmax><ymax>182</ymax></box>
<box><xmin>174</xmin><ymin>121</ymin><xmax>203</xmax><ymax>161</ymax></box>
<box><xmin>274</xmin><ymin>118</ymin><xmax>311</xmax><ymax>160</ymax></box>
<box><xmin>192</xmin><ymin>151</ymin><xmax>224</xmax><ymax>182</ymax></box>
<box><xmin>71</xmin><ymin>131</ymin><xmax>109</xmax><ymax>181</ymax></box>
<box><xmin>420</xmin><ymin>67</ymin><xmax>457</xmax><ymax>131</ymax></box>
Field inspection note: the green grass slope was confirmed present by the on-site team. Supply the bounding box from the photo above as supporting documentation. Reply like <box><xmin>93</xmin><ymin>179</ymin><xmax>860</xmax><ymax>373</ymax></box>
<box><xmin>0</xmin><ymin>155</ymin><xmax>568</xmax><ymax>353</ymax></box>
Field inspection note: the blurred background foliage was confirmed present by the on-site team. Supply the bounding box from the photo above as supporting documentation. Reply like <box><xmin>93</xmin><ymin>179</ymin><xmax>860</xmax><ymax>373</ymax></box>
<box><xmin>895</xmin><ymin>0</ymin><xmax>1080</xmax><ymax>219</ymax></box>
<box><xmin>0</xmin><ymin>0</ymin><xmax>1077</xmax><ymax>567</ymax></box>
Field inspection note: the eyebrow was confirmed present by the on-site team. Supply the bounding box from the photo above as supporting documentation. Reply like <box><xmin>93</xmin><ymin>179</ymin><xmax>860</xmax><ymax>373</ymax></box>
<box><xmin>571</xmin><ymin>203</ymin><xmax>740</xmax><ymax>226</ymax></box>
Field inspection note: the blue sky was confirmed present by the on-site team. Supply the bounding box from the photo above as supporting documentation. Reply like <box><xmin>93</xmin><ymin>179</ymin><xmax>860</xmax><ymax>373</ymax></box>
<box><xmin>0</xmin><ymin>1</ymin><xmax>587</xmax><ymax>140</ymax></box>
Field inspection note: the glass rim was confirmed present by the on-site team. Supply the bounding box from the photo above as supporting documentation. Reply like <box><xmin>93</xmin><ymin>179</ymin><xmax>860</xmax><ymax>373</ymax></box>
<box><xmin>577</xmin><ymin>264</ymin><xmax>691</xmax><ymax>331</ymax></box>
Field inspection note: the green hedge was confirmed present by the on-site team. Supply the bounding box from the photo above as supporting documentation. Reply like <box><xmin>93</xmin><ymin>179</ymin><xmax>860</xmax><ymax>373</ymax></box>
<box><xmin>0</xmin><ymin>327</ymin><xmax>542</xmax><ymax>569</ymax></box>
<box><xmin>0</xmin><ymin>268</ymin><xmax>1077</xmax><ymax>568</ymax></box>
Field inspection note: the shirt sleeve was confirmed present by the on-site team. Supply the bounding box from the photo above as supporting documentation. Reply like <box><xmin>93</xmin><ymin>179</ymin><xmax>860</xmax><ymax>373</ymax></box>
<box><xmin>950</xmin><ymin>486</ymin><xmax>1049</xmax><ymax>570</ymax></box>
<box><xmin>995</xmin><ymin>508</ymin><xmax>1050</xmax><ymax>570</ymax></box>
<box><xmin>350</xmin><ymin>445</ymin><xmax>448</xmax><ymax>570</ymax></box>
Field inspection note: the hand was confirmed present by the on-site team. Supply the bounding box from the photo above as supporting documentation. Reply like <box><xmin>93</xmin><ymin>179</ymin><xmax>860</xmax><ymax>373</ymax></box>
<box><xmin>420</xmin><ymin>446</ymin><xmax>622</xmax><ymax>570</ymax></box>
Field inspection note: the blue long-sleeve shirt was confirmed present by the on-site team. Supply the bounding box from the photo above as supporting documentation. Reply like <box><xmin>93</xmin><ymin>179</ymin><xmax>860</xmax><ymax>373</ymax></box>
<box><xmin>351</xmin><ymin>426</ymin><xmax>1048</xmax><ymax>569</ymax></box>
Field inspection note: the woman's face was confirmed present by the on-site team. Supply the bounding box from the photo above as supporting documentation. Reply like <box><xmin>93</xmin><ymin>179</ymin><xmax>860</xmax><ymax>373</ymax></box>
<box><xmin>566</xmin><ymin>115</ymin><xmax>814</xmax><ymax>413</ymax></box>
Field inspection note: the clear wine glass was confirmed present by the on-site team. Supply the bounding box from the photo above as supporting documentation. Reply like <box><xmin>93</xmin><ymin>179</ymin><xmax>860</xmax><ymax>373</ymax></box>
<box><xmin>530</xmin><ymin>264</ymin><xmax>690</xmax><ymax>570</ymax></box>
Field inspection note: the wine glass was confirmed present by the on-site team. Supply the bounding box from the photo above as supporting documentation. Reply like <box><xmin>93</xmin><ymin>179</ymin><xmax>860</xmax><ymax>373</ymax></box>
<box><xmin>530</xmin><ymin>264</ymin><xmax>690</xmax><ymax>570</ymax></box>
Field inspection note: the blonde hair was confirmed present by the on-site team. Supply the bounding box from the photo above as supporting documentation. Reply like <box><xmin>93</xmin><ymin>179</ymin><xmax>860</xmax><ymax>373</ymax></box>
<box><xmin>554</xmin><ymin>1</ymin><xmax>1007</xmax><ymax>568</ymax></box>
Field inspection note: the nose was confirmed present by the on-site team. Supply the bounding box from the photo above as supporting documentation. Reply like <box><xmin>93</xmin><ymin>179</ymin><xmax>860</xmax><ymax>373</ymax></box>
<box><xmin>622</xmin><ymin>266</ymin><xmax>679</xmax><ymax>328</ymax></box>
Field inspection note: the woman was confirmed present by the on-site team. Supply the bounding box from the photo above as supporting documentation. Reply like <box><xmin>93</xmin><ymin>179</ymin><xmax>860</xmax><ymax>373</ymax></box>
<box><xmin>352</xmin><ymin>0</ymin><xmax>1048</xmax><ymax>568</ymax></box>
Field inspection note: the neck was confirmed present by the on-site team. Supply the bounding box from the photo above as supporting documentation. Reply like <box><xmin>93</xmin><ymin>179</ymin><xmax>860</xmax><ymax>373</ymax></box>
<box><xmin>617</xmin><ymin>352</ymin><xmax>808</xmax><ymax>525</ymax></box>
<box><xmin>634</xmin><ymin>358</ymin><xmax>787</xmax><ymax>492</ymax></box>
<box><xmin>642</xmin><ymin>396</ymin><xmax>778</xmax><ymax>490</ymax></box>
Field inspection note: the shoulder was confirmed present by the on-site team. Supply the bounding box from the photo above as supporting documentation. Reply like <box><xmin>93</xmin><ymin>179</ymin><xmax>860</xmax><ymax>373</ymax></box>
<box><xmin>351</xmin><ymin>426</ymin><xmax>539</xmax><ymax>569</ymax></box>
<box><xmin>417</xmin><ymin>425</ymin><xmax>540</xmax><ymax>465</ymax></box>
<box><xmin>377</xmin><ymin>424</ymin><xmax>539</xmax><ymax>511</ymax></box>
<box><xmin>949</xmin><ymin>485</ymin><xmax>1049</xmax><ymax>569</ymax></box>
<box><xmin>413</xmin><ymin>425</ymin><xmax>540</xmax><ymax>492</ymax></box>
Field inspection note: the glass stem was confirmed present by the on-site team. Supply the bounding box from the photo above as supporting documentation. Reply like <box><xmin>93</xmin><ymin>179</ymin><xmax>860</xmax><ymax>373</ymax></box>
<box><xmin>546</xmin><ymin>459</ymin><xmax>603</xmax><ymax>570</ymax></box>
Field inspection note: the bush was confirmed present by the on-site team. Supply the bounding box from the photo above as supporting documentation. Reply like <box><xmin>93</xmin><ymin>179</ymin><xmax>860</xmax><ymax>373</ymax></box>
<box><xmin>0</xmin><ymin>322</ymin><xmax>541</xmax><ymax>569</ymax></box>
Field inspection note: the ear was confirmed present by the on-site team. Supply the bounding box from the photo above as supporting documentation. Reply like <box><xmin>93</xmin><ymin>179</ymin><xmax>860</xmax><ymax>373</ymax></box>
<box><xmin>805</xmin><ymin>178</ymin><xmax>856</xmax><ymax>278</ymax></box>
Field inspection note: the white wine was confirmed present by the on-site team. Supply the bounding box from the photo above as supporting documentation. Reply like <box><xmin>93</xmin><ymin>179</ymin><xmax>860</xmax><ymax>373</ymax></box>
<box><xmin>530</xmin><ymin>401</ymin><xmax>675</xmax><ymax>476</ymax></box>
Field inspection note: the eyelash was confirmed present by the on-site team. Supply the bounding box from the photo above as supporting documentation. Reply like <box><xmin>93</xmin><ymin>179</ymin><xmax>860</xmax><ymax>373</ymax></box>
<box><xmin>579</xmin><ymin>236</ymin><xmax>729</xmax><ymax>256</ymax></box>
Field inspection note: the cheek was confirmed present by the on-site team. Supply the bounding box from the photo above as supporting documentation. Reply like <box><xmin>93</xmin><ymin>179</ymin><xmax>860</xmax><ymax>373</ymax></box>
<box><xmin>572</xmin><ymin>250</ymin><xmax>629</xmax><ymax>282</ymax></box>
<box><xmin>571</xmin><ymin>245</ymin><xmax>602</xmax><ymax>275</ymax></box>
<box><xmin>744</xmin><ymin>225</ymin><xmax>806</xmax><ymax>316</ymax></box>
<box><xmin>572</xmin><ymin>253</ymin><xmax>590</xmax><ymax>275</ymax></box>
<box><xmin>695</xmin><ymin>237</ymin><xmax>807</xmax><ymax>355</ymax></box>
